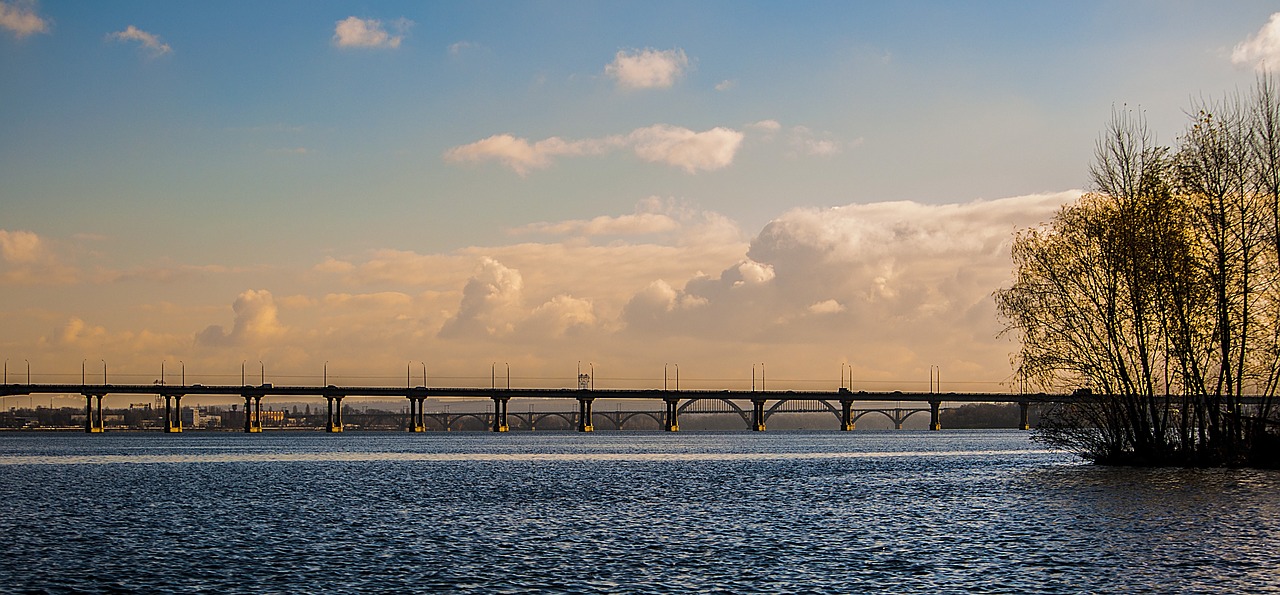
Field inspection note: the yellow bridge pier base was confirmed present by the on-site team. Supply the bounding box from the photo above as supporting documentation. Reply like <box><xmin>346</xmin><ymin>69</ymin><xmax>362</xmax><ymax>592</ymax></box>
<box><xmin>325</xmin><ymin>395</ymin><xmax>344</xmax><ymax>433</ymax></box>
<box><xmin>491</xmin><ymin>396</ymin><xmax>510</xmax><ymax>432</ymax></box>
<box><xmin>751</xmin><ymin>399</ymin><xmax>766</xmax><ymax>432</ymax></box>
<box><xmin>663</xmin><ymin>398</ymin><xmax>680</xmax><ymax>432</ymax></box>
<box><xmin>163</xmin><ymin>394</ymin><xmax>183</xmax><ymax>433</ymax></box>
<box><xmin>83</xmin><ymin>393</ymin><xmax>105</xmax><ymax>433</ymax></box>
<box><xmin>406</xmin><ymin>396</ymin><xmax>426</xmax><ymax>432</ymax></box>
<box><xmin>840</xmin><ymin>399</ymin><xmax>855</xmax><ymax>431</ymax></box>
<box><xmin>929</xmin><ymin>400</ymin><xmax>942</xmax><ymax>431</ymax></box>
<box><xmin>577</xmin><ymin>397</ymin><xmax>595</xmax><ymax>432</ymax></box>
<box><xmin>1018</xmin><ymin>402</ymin><xmax>1030</xmax><ymax>431</ymax></box>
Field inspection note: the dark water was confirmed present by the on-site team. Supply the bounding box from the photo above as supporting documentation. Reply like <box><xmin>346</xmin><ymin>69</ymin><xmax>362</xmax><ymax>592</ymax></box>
<box><xmin>0</xmin><ymin>430</ymin><xmax>1277</xmax><ymax>594</ymax></box>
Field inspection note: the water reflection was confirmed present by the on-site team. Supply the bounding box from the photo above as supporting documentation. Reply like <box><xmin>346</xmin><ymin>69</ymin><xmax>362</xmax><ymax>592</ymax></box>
<box><xmin>0</xmin><ymin>431</ymin><xmax>1275</xmax><ymax>593</ymax></box>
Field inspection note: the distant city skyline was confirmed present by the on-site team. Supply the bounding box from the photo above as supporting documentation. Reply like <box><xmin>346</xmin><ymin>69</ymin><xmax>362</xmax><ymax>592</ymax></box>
<box><xmin>4</xmin><ymin>2</ymin><xmax>1280</xmax><ymax>393</ymax></box>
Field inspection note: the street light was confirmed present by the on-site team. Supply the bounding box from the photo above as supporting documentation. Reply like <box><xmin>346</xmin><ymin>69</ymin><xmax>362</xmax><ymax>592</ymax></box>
<box><xmin>589</xmin><ymin>362</ymin><xmax>594</xmax><ymax>390</ymax></box>
<box><xmin>324</xmin><ymin>361</ymin><xmax>329</xmax><ymax>386</ymax></box>
<box><xmin>506</xmin><ymin>362</ymin><xmax>510</xmax><ymax>390</ymax></box>
<box><xmin>161</xmin><ymin>360</ymin><xmax>166</xmax><ymax>386</ymax></box>
<box><xmin>25</xmin><ymin>359</ymin><xmax>29</xmax><ymax>384</ymax></box>
<box><xmin>259</xmin><ymin>361</ymin><xmax>264</xmax><ymax>386</ymax></box>
<box><xmin>421</xmin><ymin>362</ymin><xmax>427</xmax><ymax>388</ymax></box>
<box><xmin>101</xmin><ymin>359</ymin><xmax>107</xmax><ymax>385</ymax></box>
<box><xmin>241</xmin><ymin>360</ymin><xmax>246</xmax><ymax>386</ymax></box>
<box><xmin>82</xmin><ymin>359</ymin><xmax>86</xmax><ymax>386</ymax></box>
<box><xmin>179</xmin><ymin>360</ymin><xmax>184</xmax><ymax>386</ymax></box>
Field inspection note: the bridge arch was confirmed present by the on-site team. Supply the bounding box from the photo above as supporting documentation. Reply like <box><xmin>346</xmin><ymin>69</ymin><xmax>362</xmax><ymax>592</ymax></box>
<box><xmin>450</xmin><ymin>413</ymin><xmax>490</xmax><ymax>431</ymax></box>
<box><xmin>762</xmin><ymin>399</ymin><xmax>840</xmax><ymax>424</ymax></box>
<box><xmin>617</xmin><ymin>411</ymin><xmax>662</xmax><ymax>429</ymax></box>
<box><xmin>678</xmin><ymin>398</ymin><xmax>751</xmax><ymax>428</ymax></box>
<box><xmin>530</xmin><ymin>412</ymin><xmax>576</xmax><ymax>430</ymax></box>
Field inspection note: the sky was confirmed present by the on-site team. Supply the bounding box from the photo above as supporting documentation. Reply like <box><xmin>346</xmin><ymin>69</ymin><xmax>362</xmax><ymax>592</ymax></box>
<box><xmin>4</xmin><ymin>1</ymin><xmax>1280</xmax><ymax>397</ymax></box>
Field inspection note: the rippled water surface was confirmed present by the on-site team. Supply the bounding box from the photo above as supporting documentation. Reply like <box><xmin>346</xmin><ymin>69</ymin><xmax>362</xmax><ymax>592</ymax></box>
<box><xmin>1</xmin><ymin>430</ymin><xmax>1277</xmax><ymax>593</ymax></box>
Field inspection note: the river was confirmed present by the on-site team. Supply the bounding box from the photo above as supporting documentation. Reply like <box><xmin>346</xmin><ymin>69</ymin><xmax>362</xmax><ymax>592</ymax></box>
<box><xmin>0</xmin><ymin>430</ymin><xmax>1276</xmax><ymax>593</ymax></box>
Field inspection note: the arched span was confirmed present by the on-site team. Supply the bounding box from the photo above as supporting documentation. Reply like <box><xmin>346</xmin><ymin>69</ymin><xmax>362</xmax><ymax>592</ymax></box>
<box><xmin>852</xmin><ymin>410</ymin><xmax>895</xmax><ymax>425</ymax></box>
<box><xmin>617</xmin><ymin>411</ymin><xmax>662</xmax><ymax>429</ymax></box>
<box><xmin>449</xmin><ymin>413</ymin><xmax>490</xmax><ymax>431</ymax></box>
<box><xmin>677</xmin><ymin>398</ymin><xmax>751</xmax><ymax>427</ymax></box>
<box><xmin>531</xmin><ymin>412</ymin><xmax>576</xmax><ymax>429</ymax></box>
<box><xmin>762</xmin><ymin>399</ymin><xmax>840</xmax><ymax>424</ymax></box>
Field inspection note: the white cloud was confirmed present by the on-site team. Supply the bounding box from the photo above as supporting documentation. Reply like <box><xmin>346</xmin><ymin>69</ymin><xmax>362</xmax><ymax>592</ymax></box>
<box><xmin>605</xmin><ymin>48</ymin><xmax>690</xmax><ymax>90</ymax></box>
<box><xmin>628</xmin><ymin>125</ymin><xmax>744</xmax><ymax>173</ymax></box>
<box><xmin>0</xmin><ymin>1</ymin><xmax>48</xmax><ymax>39</ymax></box>
<box><xmin>0</xmin><ymin>229</ymin><xmax>77</xmax><ymax>285</ymax></box>
<box><xmin>1234</xmin><ymin>12</ymin><xmax>1280</xmax><ymax>70</ymax></box>
<box><xmin>196</xmin><ymin>289</ymin><xmax>287</xmax><ymax>347</ymax></box>
<box><xmin>333</xmin><ymin>16</ymin><xmax>410</xmax><ymax>49</ymax></box>
<box><xmin>443</xmin><ymin>134</ymin><xmax>621</xmax><ymax>176</ymax></box>
<box><xmin>107</xmin><ymin>25</ymin><xmax>172</xmax><ymax>56</ymax></box>
<box><xmin>437</xmin><ymin>257</ymin><xmax>525</xmax><ymax>338</ymax></box>
<box><xmin>715</xmin><ymin>79</ymin><xmax>736</xmax><ymax>92</ymax></box>
<box><xmin>444</xmin><ymin>125</ymin><xmax>744</xmax><ymax>174</ymax></box>
<box><xmin>808</xmin><ymin>299</ymin><xmax>845</xmax><ymax>315</ymax></box>
<box><xmin>0</xmin><ymin>229</ymin><xmax>42</xmax><ymax>263</ymax></box>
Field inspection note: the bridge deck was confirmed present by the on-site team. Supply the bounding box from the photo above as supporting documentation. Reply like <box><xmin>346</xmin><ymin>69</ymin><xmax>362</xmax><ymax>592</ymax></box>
<box><xmin>1</xmin><ymin>383</ymin><xmax>1077</xmax><ymax>404</ymax></box>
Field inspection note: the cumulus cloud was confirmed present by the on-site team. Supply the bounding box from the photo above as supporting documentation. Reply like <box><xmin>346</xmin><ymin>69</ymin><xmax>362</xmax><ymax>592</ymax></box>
<box><xmin>333</xmin><ymin>16</ymin><xmax>410</xmax><ymax>49</ymax></box>
<box><xmin>107</xmin><ymin>25</ymin><xmax>172</xmax><ymax>56</ymax></box>
<box><xmin>616</xmin><ymin>192</ymin><xmax>1076</xmax><ymax>380</ymax></box>
<box><xmin>0</xmin><ymin>229</ymin><xmax>76</xmax><ymax>284</ymax></box>
<box><xmin>196</xmin><ymin>289</ymin><xmax>287</xmax><ymax>347</ymax></box>
<box><xmin>605</xmin><ymin>48</ymin><xmax>689</xmax><ymax>90</ymax></box>
<box><xmin>0</xmin><ymin>1</ymin><xmax>48</xmax><ymax>39</ymax></box>
<box><xmin>437</xmin><ymin>258</ymin><xmax>525</xmax><ymax>338</ymax></box>
<box><xmin>1234</xmin><ymin>12</ymin><xmax>1280</xmax><ymax>70</ymax></box>
<box><xmin>0</xmin><ymin>229</ymin><xmax>42</xmax><ymax>263</ymax></box>
<box><xmin>444</xmin><ymin>125</ymin><xmax>744</xmax><ymax>175</ymax></box>
<box><xmin>628</xmin><ymin>125</ymin><xmax>744</xmax><ymax>172</ymax></box>
<box><xmin>715</xmin><ymin>79</ymin><xmax>736</xmax><ymax>92</ymax></box>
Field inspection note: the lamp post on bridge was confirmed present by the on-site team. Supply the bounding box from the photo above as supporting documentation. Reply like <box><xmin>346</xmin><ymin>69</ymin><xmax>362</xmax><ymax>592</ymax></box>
<box><xmin>421</xmin><ymin>362</ymin><xmax>427</xmax><ymax>388</ymax></box>
<box><xmin>179</xmin><ymin>360</ymin><xmax>184</xmax><ymax>386</ymax></box>
<box><xmin>82</xmin><ymin>359</ymin><xmax>86</xmax><ymax>386</ymax></box>
<box><xmin>259</xmin><ymin>361</ymin><xmax>264</xmax><ymax>386</ymax></box>
<box><xmin>25</xmin><ymin>359</ymin><xmax>29</xmax><ymax>384</ymax></box>
<box><xmin>101</xmin><ymin>360</ymin><xmax>107</xmax><ymax>385</ymax></box>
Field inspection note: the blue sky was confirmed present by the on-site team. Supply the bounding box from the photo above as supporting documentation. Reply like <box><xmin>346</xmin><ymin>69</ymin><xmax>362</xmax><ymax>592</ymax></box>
<box><xmin>3</xmin><ymin>1</ymin><xmax>1280</xmax><ymax>395</ymax></box>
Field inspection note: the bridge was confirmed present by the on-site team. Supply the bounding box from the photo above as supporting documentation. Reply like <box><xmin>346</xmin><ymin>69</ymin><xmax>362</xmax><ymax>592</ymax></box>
<box><xmin>405</xmin><ymin>400</ymin><xmax>950</xmax><ymax>432</ymax></box>
<box><xmin>1</xmin><ymin>382</ymin><xmax>1077</xmax><ymax>434</ymax></box>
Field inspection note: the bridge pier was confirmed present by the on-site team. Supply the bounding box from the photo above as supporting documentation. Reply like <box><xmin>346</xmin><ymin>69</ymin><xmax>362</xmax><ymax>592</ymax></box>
<box><xmin>492</xmin><ymin>396</ymin><xmax>510</xmax><ymax>432</ymax></box>
<box><xmin>1018</xmin><ymin>401</ymin><xmax>1030</xmax><ymax>431</ymax></box>
<box><xmin>840</xmin><ymin>399</ymin><xmax>854</xmax><ymax>431</ymax></box>
<box><xmin>406</xmin><ymin>396</ymin><xmax>426</xmax><ymax>432</ymax></box>
<box><xmin>163</xmin><ymin>394</ymin><xmax>183</xmax><ymax>433</ymax></box>
<box><xmin>929</xmin><ymin>400</ymin><xmax>942</xmax><ymax>431</ymax></box>
<box><xmin>663</xmin><ymin>398</ymin><xmax>680</xmax><ymax>432</ymax></box>
<box><xmin>242</xmin><ymin>394</ymin><xmax>264</xmax><ymax>433</ymax></box>
<box><xmin>751</xmin><ymin>399</ymin><xmax>766</xmax><ymax>431</ymax></box>
<box><xmin>83</xmin><ymin>393</ymin><xmax>105</xmax><ymax>433</ymax></box>
<box><xmin>325</xmin><ymin>395</ymin><xmax>344</xmax><ymax>432</ymax></box>
<box><xmin>577</xmin><ymin>397</ymin><xmax>595</xmax><ymax>432</ymax></box>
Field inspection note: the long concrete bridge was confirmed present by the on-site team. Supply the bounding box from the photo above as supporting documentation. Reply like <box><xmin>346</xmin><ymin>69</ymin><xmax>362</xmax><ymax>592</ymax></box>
<box><xmin>1</xmin><ymin>382</ymin><xmax>1078</xmax><ymax>434</ymax></box>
